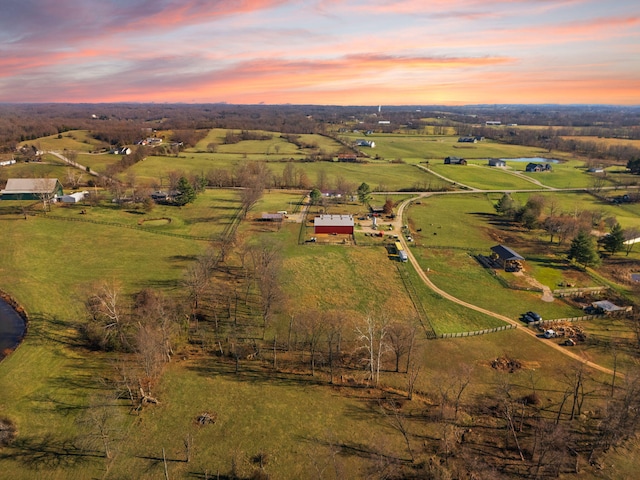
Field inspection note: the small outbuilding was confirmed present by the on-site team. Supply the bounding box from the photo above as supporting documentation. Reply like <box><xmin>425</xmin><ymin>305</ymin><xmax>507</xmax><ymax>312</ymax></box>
<box><xmin>591</xmin><ymin>300</ymin><xmax>630</xmax><ymax>315</ymax></box>
<box><xmin>60</xmin><ymin>191</ymin><xmax>88</xmax><ymax>203</ymax></box>
<box><xmin>314</xmin><ymin>214</ymin><xmax>354</xmax><ymax>235</ymax></box>
<box><xmin>488</xmin><ymin>159</ymin><xmax>506</xmax><ymax>167</ymax></box>
<box><xmin>261</xmin><ymin>213</ymin><xmax>284</xmax><ymax>222</ymax></box>
<box><xmin>490</xmin><ymin>244</ymin><xmax>525</xmax><ymax>271</ymax></box>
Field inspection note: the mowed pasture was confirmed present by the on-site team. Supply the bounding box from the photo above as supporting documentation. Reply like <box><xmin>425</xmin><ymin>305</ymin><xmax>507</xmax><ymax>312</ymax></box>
<box><xmin>517</xmin><ymin>160</ymin><xmax>619</xmax><ymax>189</ymax></box>
<box><xmin>427</xmin><ymin>163</ymin><xmax>544</xmax><ymax>190</ymax></box>
<box><xmin>0</xmin><ymin>156</ymin><xmax>71</xmax><ymax>182</ymax></box>
<box><xmin>19</xmin><ymin>130</ymin><xmax>108</xmax><ymax>153</ymax></box>
<box><xmin>341</xmin><ymin>133</ymin><xmax>554</xmax><ymax>161</ymax></box>
<box><xmin>130</xmin><ymin>153</ymin><xmax>447</xmax><ymax>192</ymax></box>
<box><xmin>75</xmin><ymin>152</ymin><xmax>120</xmax><ymax>173</ymax></box>
<box><xmin>47</xmin><ymin>188</ymin><xmax>242</xmax><ymax>239</ymax></box>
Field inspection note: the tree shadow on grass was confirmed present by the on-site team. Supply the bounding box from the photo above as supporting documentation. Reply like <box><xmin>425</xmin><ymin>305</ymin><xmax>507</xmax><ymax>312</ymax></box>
<box><xmin>27</xmin><ymin>312</ymin><xmax>85</xmax><ymax>350</ymax></box>
<box><xmin>0</xmin><ymin>434</ymin><xmax>103</xmax><ymax>470</ymax></box>
<box><xmin>135</xmin><ymin>451</ymin><xmax>187</xmax><ymax>477</ymax></box>
<box><xmin>137</xmin><ymin>278</ymin><xmax>181</xmax><ymax>290</ymax></box>
<box><xmin>300</xmin><ymin>434</ymin><xmax>410</xmax><ymax>464</ymax></box>
<box><xmin>185</xmin><ymin>357</ymin><xmax>328</xmax><ymax>389</ymax></box>
<box><xmin>469</xmin><ymin>212</ymin><xmax>516</xmax><ymax>228</ymax></box>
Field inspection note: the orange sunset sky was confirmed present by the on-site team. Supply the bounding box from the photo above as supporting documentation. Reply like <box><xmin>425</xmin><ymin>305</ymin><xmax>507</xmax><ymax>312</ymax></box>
<box><xmin>1</xmin><ymin>0</ymin><xmax>639</xmax><ymax>105</ymax></box>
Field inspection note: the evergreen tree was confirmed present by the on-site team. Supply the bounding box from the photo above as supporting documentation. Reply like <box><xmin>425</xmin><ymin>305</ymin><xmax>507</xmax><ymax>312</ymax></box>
<box><xmin>601</xmin><ymin>223</ymin><xmax>625</xmax><ymax>255</ymax></box>
<box><xmin>309</xmin><ymin>188</ymin><xmax>322</xmax><ymax>205</ymax></box>
<box><xmin>568</xmin><ymin>231</ymin><xmax>601</xmax><ymax>267</ymax></box>
<box><xmin>357</xmin><ymin>182</ymin><xmax>372</xmax><ymax>205</ymax></box>
<box><xmin>495</xmin><ymin>193</ymin><xmax>516</xmax><ymax>218</ymax></box>
<box><xmin>627</xmin><ymin>158</ymin><xmax>640</xmax><ymax>175</ymax></box>
<box><xmin>174</xmin><ymin>176</ymin><xmax>196</xmax><ymax>206</ymax></box>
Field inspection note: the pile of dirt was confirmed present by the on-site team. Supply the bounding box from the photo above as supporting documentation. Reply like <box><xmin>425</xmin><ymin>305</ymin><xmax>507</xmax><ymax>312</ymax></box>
<box><xmin>195</xmin><ymin>412</ymin><xmax>217</xmax><ymax>426</ymax></box>
<box><xmin>491</xmin><ymin>356</ymin><xmax>522</xmax><ymax>373</ymax></box>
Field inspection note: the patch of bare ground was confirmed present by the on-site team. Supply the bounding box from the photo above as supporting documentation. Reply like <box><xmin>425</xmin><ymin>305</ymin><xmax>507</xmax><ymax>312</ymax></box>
<box><xmin>490</xmin><ymin>355</ymin><xmax>522</xmax><ymax>373</ymax></box>
<box><xmin>0</xmin><ymin>417</ymin><xmax>17</xmax><ymax>447</ymax></box>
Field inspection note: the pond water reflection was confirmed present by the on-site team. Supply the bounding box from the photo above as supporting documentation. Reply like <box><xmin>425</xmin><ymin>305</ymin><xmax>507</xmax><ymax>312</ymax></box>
<box><xmin>0</xmin><ymin>298</ymin><xmax>26</xmax><ymax>360</ymax></box>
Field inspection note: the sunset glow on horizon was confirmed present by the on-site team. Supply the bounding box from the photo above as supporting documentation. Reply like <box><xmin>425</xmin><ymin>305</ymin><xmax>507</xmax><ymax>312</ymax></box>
<box><xmin>1</xmin><ymin>0</ymin><xmax>639</xmax><ymax>105</ymax></box>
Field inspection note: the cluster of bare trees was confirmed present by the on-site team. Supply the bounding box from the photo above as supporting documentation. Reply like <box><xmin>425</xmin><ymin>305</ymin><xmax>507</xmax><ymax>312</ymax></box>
<box><xmin>363</xmin><ymin>361</ymin><xmax>640</xmax><ymax>479</ymax></box>
<box><xmin>83</xmin><ymin>282</ymin><xmax>184</xmax><ymax>409</ymax></box>
<box><xmin>223</xmin><ymin>130</ymin><xmax>273</xmax><ymax>144</ymax></box>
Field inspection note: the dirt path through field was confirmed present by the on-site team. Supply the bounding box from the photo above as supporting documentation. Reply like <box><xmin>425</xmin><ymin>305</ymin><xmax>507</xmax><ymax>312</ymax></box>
<box><xmin>513</xmin><ymin>271</ymin><xmax>555</xmax><ymax>302</ymax></box>
<box><xmin>395</xmin><ymin>195</ymin><xmax>617</xmax><ymax>377</ymax></box>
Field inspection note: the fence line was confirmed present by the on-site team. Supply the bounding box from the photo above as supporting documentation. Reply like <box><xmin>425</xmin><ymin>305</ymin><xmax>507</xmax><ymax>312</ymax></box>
<box><xmin>438</xmin><ymin>324</ymin><xmax>517</xmax><ymax>338</ymax></box>
<box><xmin>527</xmin><ymin>313</ymin><xmax>618</xmax><ymax>327</ymax></box>
<box><xmin>552</xmin><ymin>286</ymin><xmax>609</xmax><ymax>297</ymax></box>
<box><xmin>396</xmin><ymin>264</ymin><xmax>437</xmax><ymax>339</ymax></box>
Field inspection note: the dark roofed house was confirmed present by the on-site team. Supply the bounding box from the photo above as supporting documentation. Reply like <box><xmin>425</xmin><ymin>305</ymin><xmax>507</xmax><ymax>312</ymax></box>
<box><xmin>356</xmin><ymin>139</ymin><xmax>375</xmax><ymax>148</ymax></box>
<box><xmin>490</xmin><ymin>244</ymin><xmax>524</xmax><ymax>271</ymax></box>
<box><xmin>1</xmin><ymin>178</ymin><xmax>63</xmax><ymax>201</ymax></box>
<box><xmin>526</xmin><ymin>163</ymin><xmax>552</xmax><ymax>172</ymax></box>
<box><xmin>444</xmin><ymin>156</ymin><xmax>467</xmax><ymax>165</ymax></box>
<box><xmin>488</xmin><ymin>158</ymin><xmax>506</xmax><ymax>167</ymax></box>
<box><xmin>457</xmin><ymin>136</ymin><xmax>477</xmax><ymax>143</ymax></box>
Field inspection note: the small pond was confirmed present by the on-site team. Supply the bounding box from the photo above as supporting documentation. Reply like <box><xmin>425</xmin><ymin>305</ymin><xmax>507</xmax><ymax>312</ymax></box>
<box><xmin>501</xmin><ymin>157</ymin><xmax>560</xmax><ymax>163</ymax></box>
<box><xmin>0</xmin><ymin>298</ymin><xmax>26</xmax><ymax>360</ymax></box>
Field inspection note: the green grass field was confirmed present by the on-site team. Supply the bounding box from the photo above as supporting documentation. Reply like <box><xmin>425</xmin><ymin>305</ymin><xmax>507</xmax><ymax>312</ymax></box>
<box><xmin>19</xmin><ymin>130</ymin><xmax>108</xmax><ymax>153</ymax></box>
<box><xmin>428</xmin><ymin>163</ymin><xmax>543</xmax><ymax>190</ymax></box>
<box><xmin>2</xmin><ymin>128</ymin><xmax>640</xmax><ymax>478</ymax></box>
<box><xmin>341</xmin><ymin>133</ymin><xmax>553</xmax><ymax>162</ymax></box>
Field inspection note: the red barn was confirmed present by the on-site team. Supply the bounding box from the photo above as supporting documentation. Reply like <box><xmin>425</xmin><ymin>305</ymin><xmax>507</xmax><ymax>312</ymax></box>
<box><xmin>314</xmin><ymin>214</ymin><xmax>354</xmax><ymax>235</ymax></box>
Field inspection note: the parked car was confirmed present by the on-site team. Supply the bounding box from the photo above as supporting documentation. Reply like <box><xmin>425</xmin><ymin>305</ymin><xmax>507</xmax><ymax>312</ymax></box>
<box><xmin>521</xmin><ymin>313</ymin><xmax>533</xmax><ymax>323</ymax></box>
<box><xmin>523</xmin><ymin>311</ymin><xmax>541</xmax><ymax>322</ymax></box>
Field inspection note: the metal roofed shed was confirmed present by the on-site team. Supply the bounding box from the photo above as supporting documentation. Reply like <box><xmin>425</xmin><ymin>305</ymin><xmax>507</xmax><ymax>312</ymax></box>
<box><xmin>592</xmin><ymin>300</ymin><xmax>625</xmax><ymax>314</ymax></box>
<box><xmin>490</xmin><ymin>244</ymin><xmax>525</xmax><ymax>271</ymax></box>
<box><xmin>1</xmin><ymin>178</ymin><xmax>64</xmax><ymax>201</ymax></box>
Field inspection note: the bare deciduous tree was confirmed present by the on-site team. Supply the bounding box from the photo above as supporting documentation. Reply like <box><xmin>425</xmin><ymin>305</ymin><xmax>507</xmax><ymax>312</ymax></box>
<box><xmin>84</xmin><ymin>281</ymin><xmax>133</xmax><ymax>351</ymax></box>
<box><xmin>355</xmin><ymin>313</ymin><xmax>390</xmax><ymax>387</ymax></box>
<box><xmin>299</xmin><ymin>309</ymin><xmax>326</xmax><ymax>376</ymax></box>
<box><xmin>387</xmin><ymin>322</ymin><xmax>416</xmax><ymax>373</ymax></box>
<box><xmin>76</xmin><ymin>395</ymin><xmax>123</xmax><ymax>461</ymax></box>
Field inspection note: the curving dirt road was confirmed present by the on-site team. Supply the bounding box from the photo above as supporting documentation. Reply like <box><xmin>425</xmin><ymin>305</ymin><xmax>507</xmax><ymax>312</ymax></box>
<box><xmin>394</xmin><ymin>193</ymin><xmax>618</xmax><ymax>377</ymax></box>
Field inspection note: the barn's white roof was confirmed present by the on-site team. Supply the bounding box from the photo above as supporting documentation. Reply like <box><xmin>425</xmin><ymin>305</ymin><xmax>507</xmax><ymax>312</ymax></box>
<box><xmin>314</xmin><ymin>214</ymin><xmax>354</xmax><ymax>227</ymax></box>
<box><xmin>2</xmin><ymin>178</ymin><xmax>60</xmax><ymax>194</ymax></box>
